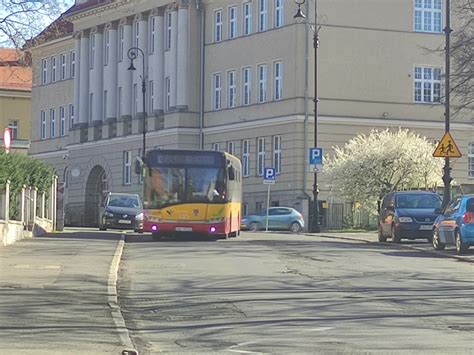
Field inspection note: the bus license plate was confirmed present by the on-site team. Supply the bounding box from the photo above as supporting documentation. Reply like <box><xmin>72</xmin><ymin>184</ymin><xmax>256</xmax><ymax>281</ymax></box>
<box><xmin>176</xmin><ymin>227</ymin><xmax>192</xmax><ymax>232</ymax></box>
<box><xmin>119</xmin><ymin>219</ymin><xmax>132</xmax><ymax>224</ymax></box>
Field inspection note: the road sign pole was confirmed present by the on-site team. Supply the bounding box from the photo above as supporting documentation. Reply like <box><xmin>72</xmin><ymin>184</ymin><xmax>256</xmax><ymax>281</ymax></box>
<box><xmin>266</xmin><ymin>183</ymin><xmax>271</xmax><ymax>232</ymax></box>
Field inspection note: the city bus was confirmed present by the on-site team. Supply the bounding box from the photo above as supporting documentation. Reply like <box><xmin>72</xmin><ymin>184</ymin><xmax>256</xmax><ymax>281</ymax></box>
<box><xmin>142</xmin><ymin>149</ymin><xmax>242</xmax><ymax>240</ymax></box>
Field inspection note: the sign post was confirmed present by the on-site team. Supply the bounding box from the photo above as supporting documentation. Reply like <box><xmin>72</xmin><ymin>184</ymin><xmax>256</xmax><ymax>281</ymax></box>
<box><xmin>309</xmin><ymin>148</ymin><xmax>323</xmax><ymax>231</ymax></box>
<box><xmin>263</xmin><ymin>168</ymin><xmax>276</xmax><ymax>232</ymax></box>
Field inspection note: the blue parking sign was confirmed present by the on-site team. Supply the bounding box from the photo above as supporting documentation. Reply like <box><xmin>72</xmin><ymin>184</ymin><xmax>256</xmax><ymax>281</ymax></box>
<box><xmin>264</xmin><ymin>168</ymin><xmax>276</xmax><ymax>181</ymax></box>
<box><xmin>309</xmin><ymin>148</ymin><xmax>323</xmax><ymax>165</ymax></box>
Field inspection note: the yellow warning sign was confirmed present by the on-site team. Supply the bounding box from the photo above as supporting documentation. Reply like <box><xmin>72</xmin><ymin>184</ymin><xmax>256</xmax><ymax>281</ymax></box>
<box><xmin>433</xmin><ymin>132</ymin><xmax>462</xmax><ymax>158</ymax></box>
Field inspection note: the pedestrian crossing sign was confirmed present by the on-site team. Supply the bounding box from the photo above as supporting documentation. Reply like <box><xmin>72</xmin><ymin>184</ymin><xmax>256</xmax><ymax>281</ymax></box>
<box><xmin>433</xmin><ymin>132</ymin><xmax>462</xmax><ymax>158</ymax></box>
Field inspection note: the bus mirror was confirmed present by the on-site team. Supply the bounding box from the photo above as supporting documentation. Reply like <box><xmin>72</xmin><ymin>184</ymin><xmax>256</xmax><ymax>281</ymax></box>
<box><xmin>134</xmin><ymin>158</ymin><xmax>142</xmax><ymax>175</ymax></box>
<box><xmin>228</xmin><ymin>166</ymin><xmax>236</xmax><ymax>180</ymax></box>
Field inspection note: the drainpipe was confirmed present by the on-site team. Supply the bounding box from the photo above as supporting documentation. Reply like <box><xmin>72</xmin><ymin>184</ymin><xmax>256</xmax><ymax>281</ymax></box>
<box><xmin>198</xmin><ymin>0</ymin><xmax>205</xmax><ymax>150</ymax></box>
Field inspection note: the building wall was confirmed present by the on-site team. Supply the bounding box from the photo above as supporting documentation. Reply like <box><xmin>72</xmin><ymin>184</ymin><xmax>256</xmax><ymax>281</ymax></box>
<box><xmin>0</xmin><ymin>91</ymin><xmax>31</xmax><ymax>141</ymax></box>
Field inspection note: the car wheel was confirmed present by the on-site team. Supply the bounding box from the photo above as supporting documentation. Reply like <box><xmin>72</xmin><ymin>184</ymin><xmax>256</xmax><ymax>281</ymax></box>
<box><xmin>250</xmin><ymin>222</ymin><xmax>259</xmax><ymax>232</ymax></box>
<box><xmin>391</xmin><ymin>225</ymin><xmax>401</xmax><ymax>244</ymax></box>
<box><xmin>290</xmin><ymin>222</ymin><xmax>302</xmax><ymax>233</ymax></box>
<box><xmin>377</xmin><ymin>226</ymin><xmax>387</xmax><ymax>242</ymax></box>
<box><xmin>432</xmin><ymin>228</ymin><xmax>445</xmax><ymax>250</ymax></box>
<box><xmin>455</xmin><ymin>229</ymin><xmax>468</xmax><ymax>255</ymax></box>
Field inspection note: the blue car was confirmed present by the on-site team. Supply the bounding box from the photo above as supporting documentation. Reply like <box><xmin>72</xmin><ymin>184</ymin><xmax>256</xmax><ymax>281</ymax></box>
<box><xmin>432</xmin><ymin>195</ymin><xmax>474</xmax><ymax>254</ymax></box>
<box><xmin>241</xmin><ymin>207</ymin><xmax>305</xmax><ymax>233</ymax></box>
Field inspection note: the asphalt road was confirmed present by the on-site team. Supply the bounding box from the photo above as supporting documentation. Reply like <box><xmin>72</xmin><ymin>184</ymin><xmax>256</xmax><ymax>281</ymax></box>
<box><xmin>119</xmin><ymin>231</ymin><xmax>474</xmax><ymax>354</ymax></box>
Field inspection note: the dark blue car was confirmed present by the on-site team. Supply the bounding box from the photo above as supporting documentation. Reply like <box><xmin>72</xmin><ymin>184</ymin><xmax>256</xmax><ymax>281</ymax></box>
<box><xmin>378</xmin><ymin>191</ymin><xmax>442</xmax><ymax>243</ymax></box>
<box><xmin>432</xmin><ymin>195</ymin><xmax>474</xmax><ymax>254</ymax></box>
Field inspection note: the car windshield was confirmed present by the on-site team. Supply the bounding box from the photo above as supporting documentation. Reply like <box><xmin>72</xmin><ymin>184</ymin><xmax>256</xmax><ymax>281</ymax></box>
<box><xmin>395</xmin><ymin>194</ymin><xmax>441</xmax><ymax>209</ymax></box>
<box><xmin>107</xmin><ymin>195</ymin><xmax>141</xmax><ymax>208</ymax></box>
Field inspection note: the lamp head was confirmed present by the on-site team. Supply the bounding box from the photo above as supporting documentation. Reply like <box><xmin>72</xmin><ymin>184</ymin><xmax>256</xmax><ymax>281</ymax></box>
<box><xmin>128</xmin><ymin>60</ymin><xmax>136</xmax><ymax>71</ymax></box>
<box><xmin>294</xmin><ymin>0</ymin><xmax>306</xmax><ymax>20</ymax></box>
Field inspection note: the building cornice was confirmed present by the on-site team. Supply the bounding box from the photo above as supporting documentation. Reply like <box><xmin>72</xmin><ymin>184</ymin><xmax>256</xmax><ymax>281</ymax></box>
<box><xmin>66</xmin><ymin>0</ymin><xmax>133</xmax><ymax>21</ymax></box>
<box><xmin>29</xmin><ymin>34</ymin><xmax>73</xmax><ymax>51</ymax></box>
<box><xmin>0</xmin><ymin>89</ymin><xmax>31</xmax><ymax>98</ymax></box>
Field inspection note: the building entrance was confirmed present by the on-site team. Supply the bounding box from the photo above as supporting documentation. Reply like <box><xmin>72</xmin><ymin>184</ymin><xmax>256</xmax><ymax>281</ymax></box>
<box><xmin>84</xmin><ymin>165</ymin><xmax>108</xmax><ymax>226</ymax></box>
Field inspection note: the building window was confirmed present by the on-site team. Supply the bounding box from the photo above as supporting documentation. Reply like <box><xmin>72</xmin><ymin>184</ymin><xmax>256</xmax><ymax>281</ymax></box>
<box><xmin>213</xmin><ymin>73</ymin><xmax>222</xmax><ymax>110</ymax></box>
<box><xmin>229</xmin><ymin>6</ymin><xmax>238</xmax><ymax>39</ymax></box>
<box><xmin>104</xmin><ymin>29</ymin><xmax>110</xmax><ymax>65</ymax></box>
<box><xmin>89</xmin><ymin>93</ymin><xmax>93</xmax><ymax>121</ymax></box>
<box><xmin>256</xmin><ymin>201</ymin><xmax>263</xmax><ymax>212</ymax></box>
<box><xmin>8</xmin><ymin>120</ymin><xmax>18</xmax><ymax>140</ymax></box>
<box><xmin>89</xmin><ymin>34</ymin><xmax>95</xmax><ymax>69</ymax></box>
<box><xmin>60</xmin><ymin>53</ymin><xmax>66</xmax><ymax>80</ymax></box>
<box><xmin>414</xmin><ymin>0</ymin><xmax>442</xmax><ymax>33</ymax></box>
<box><xmin>40</xmin><ymin>111</ymin><xmax>46</xmax><ymax>140</ymax></box>
<box><xmin>259</xmin><ymin>0</ymin><xmax>267</xmax><ymax>32</ymax></box>
<box><xmin>242</xmin><ymin>139</ymin><xmax>250</xmax><ymax>177</ymax></box>
<box><xmin>214</xmin><ymin>9</ymin><xmax>223</xmax><ymax>42</ymax></box>
<box><xmin>117</xmin><ymin>87</ymin><xmax>122</xmax><ymax>118</ymax></box>
<box><xmin>257</xmin><ymin>64</ymin><xmax>267</xmax><ymax>103</ymax></box>
<box><xmin>273</xmin><ymin>135</ymin><xmax>281</xmax><ymax>174</ymax></box>
<box><xmin>165</xmin><ymin>77</ymin><xmax>171</xmax><ymax>111</ymax></box>
<box><xmin>414</xmin><ymin>66</ymin><xmax>442</xmax><ymax>103</ymax></box>
<box><xmin>149</xmin><ymin>80</ymin><xmax>154</xmax><ymax>113</ymax></box>
<box><xmin>50</xmin><ymin>108</ymin><xmax>56</xmax><ymax>138</ymax></box>
<box><xmin>242</xmin><ymin>67</ymin><xmax>251</xmax><ymax>105</ymax></box>
<box><xmin>227</xmin><ymin>141</ymin><xmax>235</xmax><ymax>155</ymax></box>
<box><xmin>212</xmin><ymin>143</ymin><xmax>221</xmax><ymax>151</ymax></box>
<box><xmin>70</xmin><ymin>50</ymin><xmax>75</xmax><ymax>78</ymax></box>
<box><xmin>273</xmin><ymin>60</ymin><xmax>283</xmax><ymax>100</ymax></box>
<box><xmin>134</xmin><ymin>20</ymin><xmax>139</xmax><ymax>48</ymax></box>
<box><xmin>103</xmin><ymin>90</ymin><xmax>108</xmax><ymax>120</ymax></box>
<box><xmin>123</xmin><ymin>151</ymin><xmax>132</xmax><ymax>185</ymax></box>
<box><xmin>274</xmin><ymin>0</ymin><xmax>284</xmax><ymax>28</ymax></box>
<box><xmin>59</xmin><ymin>106</ymin><xmax>66</xmax><ymax>137</ymax></box>
<box><xmin>228</xmin><ymin>70</ymin><xmax>236</xmax><ymax>108</ymax></box>
<box><xmin>166</xmin><ymin>12</ymin><xmax>172</xmax><ymax>50</ymax></box>
<box><xmin>469</xmin><ymin>143</ymin><xmax>474</xmax><ymax>178</ymax></box>
<box><xmin>69</xmin><ymin>104</ymin><xmax>74</xmax><ymax>128</ymax></box>
<box><xmin>51</xmin><ymin>56</ymin><xmax>57</xmax><ymax>82</ymax></box>
<box><xmin>133</xmin><ymin>83</ymin><xmax>138</xmax><ymax>117</ymax></box>
<box><xmin>257</xmin><ymin>137</ymin><xmax>265</xmax><ymax>176</ymax></box>
<box><xmin>242</xmin><ymin>203</ymin><xmax>248</xmax><ymax>217</ymax></box>
<box><xmin>41</xmin><ymin>58</ymin><xmax>47</xmax><ymax>84</ymax></box>
<box><xmin>149</xmin><ymin>17</ymin><xmax>156</xmax><ymax>54</ymax></box>
<box><xmin>243</xmin><ymin>2</ymin><xmax>253</xmax><ymax>35</ymax></box>
<box><xmin>118</xmin><ymin>25</ymin><xmax>124</xmax><ymax>61</ymax></box>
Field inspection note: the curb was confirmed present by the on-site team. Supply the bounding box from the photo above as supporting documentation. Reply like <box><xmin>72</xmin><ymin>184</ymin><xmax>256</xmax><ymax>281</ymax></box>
<box><xmin>306</xmin><ymin>233</ymin><xmax>474</xmax><ymax>264</ymax></box>
<box><xmin>108</xmin><ymin>234</ymin><xmax>138</xmax><ymax>354</ymax></box>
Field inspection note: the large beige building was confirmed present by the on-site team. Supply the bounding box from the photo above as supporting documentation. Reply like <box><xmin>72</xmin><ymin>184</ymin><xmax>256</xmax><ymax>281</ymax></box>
<box><xmin>29</xmin><ymin>0</ymin><xmax>474</xmax><ymax>227</ymax></box>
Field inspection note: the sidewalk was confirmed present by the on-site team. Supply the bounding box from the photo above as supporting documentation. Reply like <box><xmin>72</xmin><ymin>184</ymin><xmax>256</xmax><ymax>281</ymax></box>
<box><xmin>307</xmin><ymin>231</ymin><xmax>474</xmax><ymax>263</ymax></box>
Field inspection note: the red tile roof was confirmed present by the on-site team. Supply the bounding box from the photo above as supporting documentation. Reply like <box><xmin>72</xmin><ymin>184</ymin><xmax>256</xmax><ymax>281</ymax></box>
<box><xmin>0</xmin><ymin>48</ymin><xmax>32</xmax><ymax>92</ymax></box>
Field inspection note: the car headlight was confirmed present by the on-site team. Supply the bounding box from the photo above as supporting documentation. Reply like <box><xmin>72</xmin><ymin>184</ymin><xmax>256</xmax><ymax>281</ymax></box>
<box><xmin>398</xmin><ymin>217</ymin><xmax>413</xmax><ymax>223</ymax></box>
<box><xmin>208</xmin><ymin>217</ymin><xmax>225</xmax><ymax>223</ymax></box>
<box><xmin>105</xmin><ymin>211</ymin><xmax>114</xmax><ymax>218</ymax></box>
<box><xmin>135</xmin><ymin>212</ymin><xmax>144</xmax><ymax>221</ymax></box>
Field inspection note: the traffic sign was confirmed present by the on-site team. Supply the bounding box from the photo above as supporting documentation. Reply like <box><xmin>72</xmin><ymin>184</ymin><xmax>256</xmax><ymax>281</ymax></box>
<box><xmin>309</xmin><ymin>148</ymin><xmax>323</xmax><ymax>165</ymax></box>
<box><xmin>264</xmin><ymin>168</ymin><xmax>276</xmax><ymax>181</ymax></box>
<box><xmin>433</xmin><ymin>132</ymin><xmax>462</xmax><ymax>158</ymax></box>
<box><xmin>3</xmin><ymin>128</ymin><xmax>11</xmax><ymax>153</ymax></box>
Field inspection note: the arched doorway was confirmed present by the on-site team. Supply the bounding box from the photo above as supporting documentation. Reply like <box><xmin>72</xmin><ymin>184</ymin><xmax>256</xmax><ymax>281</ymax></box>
<box><xmin>84</xmin><ymin>165</ymin><xmax>108</xmax><ymax>226</ymax></box>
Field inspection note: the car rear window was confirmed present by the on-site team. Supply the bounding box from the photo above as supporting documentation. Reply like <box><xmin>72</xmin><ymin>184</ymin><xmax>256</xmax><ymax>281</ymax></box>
<box><xmin>395</xmin><ymin>194</ymin><xmax>441</xmax><ymax>209</ymax></box>
<box><xmin>467</xmin><ymin>198</ymin><xmax>474</xmax><ymax>213</ymax></box>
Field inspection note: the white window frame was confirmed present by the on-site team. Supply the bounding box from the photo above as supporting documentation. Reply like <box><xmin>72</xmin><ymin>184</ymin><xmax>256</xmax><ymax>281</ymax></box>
<box><xmin>242</xmin><ymin>67</ymin><xmax>252</xmax><ymax>105</ymax></box>
<box><xmin>59</xmin><ymin>106</ymin><xmax>66</xmax><ymax>137</ymax></box>
<box><xmin>134</xmin><ymin>20</ymin><xmax>140</xmax><ymax>48</ymax></box>
<box><xmin>40</xmin><ymin>110</ymin><xmax>46</xmax><ymax>140</ymax></box>
<box><xmin>166</xmin><ymin>12</ymin><xmax>172</xmax><ymax>50</ymax></box>
<box><xmin>414</xmin><ymin>0</ymin><xmax>442</xmax><ymax>33</ymax></box>
<box><xmin>213</xmin><ymin>73</ymin><xmax>222</xmax><ymax>110</ymax></box>
<box><xmin>257</xmin><ymin>63</ymin><xmax>267</xmax><ymax>103</ymax></box>
<box><xmin>414</xmin><ymin>66</ymin><xmax>442</xmax><ymax>103</ymax></box>
<box><xmin>104</xmin><ymin>29</ymin><xmax>110</xmax><ymax>65</ymax></box>
<box><xmin>273</xmin><ymin>60</ymin><xmax>283</xmax><ymax>100</ymax></box>
<box><xmin>214</xmin><ymin>9</ymin><xmax>223</xmax><ymax>42</ymax></box>
<box><xmin>273</xmin><ymin>135</ymin><xmax>282</xmax><ymax>174</ymax></box>
<box><xmin>242</xmin><ymin>203</ymin><xmax>248</xmax><ymax>217</ymax></box>
<box><xmin>227</xmin><ymin>141</ymin><xmax>235</xmax><ymax>155</ymax></box>
<box><xmin>89</xmin><ymin>34</ymin><xmax>95</xmax><ymax>69</ymax></box>
<box><xmin>469</xmin><ymin>143</ymin><xmax>474</xmax><ymax>178</ymax></box>
<box><xmin>257</xmin><ymin>137</ymin><xmax>265</xmax><ymax>176</ymax></box>
<box><xmin>60</xmin><ymin>53</ymin><xmax>66</xmax><ymax>80</ymax></box>
<box><xmin>70</xmin><ymin>50</ymin><xmax>75</xmax><ymax>78</ymax></box>
<box><xmin>51</xmin><ymin>56</ymin><xmax>57</xmax><ymax>82</ymax></box>
<box><xmin>8</xmin><ymin>120</ymin><xmax>18</xmax><ymax>140</ymax></box>
<box><xmin>118</xmin><ymin>25</ymin><xmax>125</xmax><ymax>61</ymax></box>
<box><xmin>149</xmin><ymin>16</ymin><xmax>156</xmax><ymax>54</ymax></box>
<box><xmin>243</xmin><ymin>2</ymin><xmax>253</xmax><ymax>36</ymax></box>
<box><xmin>50</xmin><ymin>108</ymin><xmax>56</xmax><ymax>138</ymax></box>
<box><xmin>103</xmin><ymin>90</ymin><xmax>108</xmax><ymax>120</ymax></box>
<box><xmin>242</xmin><ymin>139</ymin><xmax>250</xmax><ymax>177</ymax></box>
<box><xmin>274</xmin><ymin>0</ymin><xmax>284</xmax><ymax>28</ymax></box>
<box><xmin>212</xmin><ymin>143</ymin><xmax>221</xmax><ymax>151</ymax></box>
<box><xmin>258</xmin><ymin>0</ymin><xmax>267</xmax><ymax>32</ymax></box>
<box><xmin>118</xmin><ymin>87</ymin><xmax>123</xmax><ymax>118</ymax></box>
<box><xmin>229</xmin><ymin>6</ymin><xmax>238</xmax><ymax>39</ymax></box>
<box><xmin>41</xmin><ymin>58</ymin><xmax>48</xmax><ymax>84</ymax></box>
<box><xmin>227</xmin><ymin>70</ymin><xmax>237</xmax><ymax>108</ymax></box>
<box><xmin>165</xmin><ymin>77</ymin><xmax>171</xmax><ymax>111</ymax></box>
<box><xmin>69</xmin><ymin>104</ymin><xmax>74</xmax><ymax>128</ymax></box>
<box><xmin>89</xmin><ymin>93</ymin><xmax>93</xmax><ymax>121</ymax></box>
<box><xmin>123</xmin><ymin>151</ymin><xmax>132</xmax><ymax>185</ymax></box>
<box><xmin>149</xmin><ymin>80</ymin><xmax>154</xmax><ymax>113</ymax></box>
<box><xmin>133</xmin><ymin>83</ymin><xmax>138</xmax><ymax>117</ymax></box>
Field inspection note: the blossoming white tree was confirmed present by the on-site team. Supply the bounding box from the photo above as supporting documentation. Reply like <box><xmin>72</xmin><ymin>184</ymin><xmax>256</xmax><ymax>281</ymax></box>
<box><xmin>324</xmin><ymin>129</ymin><xmax>444</xmax><ymax>210</ymax></box>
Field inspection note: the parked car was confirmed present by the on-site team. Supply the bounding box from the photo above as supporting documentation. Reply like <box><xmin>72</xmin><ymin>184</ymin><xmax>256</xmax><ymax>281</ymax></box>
<box><xmin>432</xmin><ymin>195</ymin><xmax>474</xmax><ymax>254</ymax></box>
<box><xmin>378</xmin><ymin>191</ymin><xmax>442</xmax><ymax>243</ymax></box>
<box><xmin>99</xmin><ymin>192</ymin><xmax>144</xmax><ymax>233</ymax></box>
<box><xmin>241</xmin><ymin>207</ymin><xmax>304</xmax><ymax>233</ymax></box>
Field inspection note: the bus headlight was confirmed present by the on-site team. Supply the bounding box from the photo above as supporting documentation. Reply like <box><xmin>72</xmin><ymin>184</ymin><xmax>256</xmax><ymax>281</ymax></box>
<box><xmin>208</xmin><ymin>217</ymin><xmax>225</xmax><ymax>223</ymax></box>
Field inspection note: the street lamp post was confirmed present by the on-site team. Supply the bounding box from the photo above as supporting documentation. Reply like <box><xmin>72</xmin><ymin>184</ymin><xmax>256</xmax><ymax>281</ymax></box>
<box><xmin>294</xmin><ymin>0</ymin><xmax>321</xmax><ymax>233</ymax></box>
<box><xmin>127</xmin><ymin>47</ymin><xmax>147</xmax><ymax>162</ymax></box>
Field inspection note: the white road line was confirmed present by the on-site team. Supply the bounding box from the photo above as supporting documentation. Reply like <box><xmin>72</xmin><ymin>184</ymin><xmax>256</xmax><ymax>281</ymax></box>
<box><xmin>108</xmin><ymin>234</ymin><xmax>137</xmax><ymax>353</ymax></box>
<box><xmin>302</xmin><ymin>326</ymin><xmax>335</xmax><ymax>332</ymax></box>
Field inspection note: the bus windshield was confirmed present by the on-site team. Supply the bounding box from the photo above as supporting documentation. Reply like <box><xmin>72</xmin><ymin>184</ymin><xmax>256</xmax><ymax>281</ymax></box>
<box><xmin>143</xmin><ymin>166</ymin><xmax>226</xmax><ymax>209</ymax></box>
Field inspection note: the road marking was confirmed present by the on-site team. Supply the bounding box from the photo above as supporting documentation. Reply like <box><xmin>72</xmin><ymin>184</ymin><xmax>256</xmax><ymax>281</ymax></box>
<box><xmin>226</xmin><ymin>341</ymin><xmax>263</xmax><ymax>354</ymax></box>
<box><xmin>108</xmin><ymin>234</ymin><xmax>137</xmax><ymax>353</ymax></box>
<box><xmin>302</xmin><ymin>326</ymin><xmax>334</xmax><ymax>332</ymax></box>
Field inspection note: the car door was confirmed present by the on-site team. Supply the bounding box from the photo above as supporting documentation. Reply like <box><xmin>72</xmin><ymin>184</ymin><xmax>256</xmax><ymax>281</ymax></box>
<box><xmin>273</xmin><ymin>208</ymin><xmax>292</xmax><ymax>230</ymax></box>
<box><xmin>438</xmin><ymin>197</ymin><xmax>461</xmax><ymax>245</ymax></box>
<box><xmin>267</xmin><ymin>208</ymin><xmax>281</xmax><ymax>230</ymax></box>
